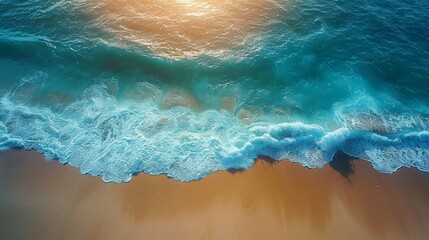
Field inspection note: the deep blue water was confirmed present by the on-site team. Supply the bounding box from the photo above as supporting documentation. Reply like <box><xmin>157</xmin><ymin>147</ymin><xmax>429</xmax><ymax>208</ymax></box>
<box><xmin>0</xmin><ymin>0</ymin><xmax>429</xmax><ymax>182</ymax></box>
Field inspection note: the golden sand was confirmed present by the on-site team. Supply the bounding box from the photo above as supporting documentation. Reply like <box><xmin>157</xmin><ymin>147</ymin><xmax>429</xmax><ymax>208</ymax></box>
<box><xmin>0</xmin><ymin>150</ymin><xmax>428</xmax><ymax>239</ymax></box>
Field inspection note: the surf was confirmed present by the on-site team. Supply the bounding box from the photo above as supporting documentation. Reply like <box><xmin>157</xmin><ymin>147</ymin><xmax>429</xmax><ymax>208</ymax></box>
<box><xmin>0</xmin><ymin>0</ymin><xmax>429</xmax><ymax>182</ymax></box>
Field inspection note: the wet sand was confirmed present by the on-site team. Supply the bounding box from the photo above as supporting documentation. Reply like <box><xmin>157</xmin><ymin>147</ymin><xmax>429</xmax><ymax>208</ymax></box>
<box><xmin>0</xmin><ymin>150</ymin><xmax>429</xmax><ymax>240</ymax></box>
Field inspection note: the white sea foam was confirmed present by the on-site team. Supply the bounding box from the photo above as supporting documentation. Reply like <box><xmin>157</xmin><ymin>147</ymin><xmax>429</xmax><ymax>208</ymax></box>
<box><xmin>1</xmin><ymin>83</ymin><xmax>428</xmax><ymax>183</ymax></box>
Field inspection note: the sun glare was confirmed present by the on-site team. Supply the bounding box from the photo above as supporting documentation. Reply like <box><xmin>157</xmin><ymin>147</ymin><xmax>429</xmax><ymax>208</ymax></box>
<box><xmin>89</xmin><ymin>0</ymin><xmax>286</xmax><ymax>59</ymax></box>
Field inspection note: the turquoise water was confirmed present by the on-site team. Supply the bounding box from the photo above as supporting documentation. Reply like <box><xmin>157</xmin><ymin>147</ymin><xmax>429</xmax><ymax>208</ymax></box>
<box><xmin>1</xmin><ymin>0</ymin><xmax>429</xmax><ymax>182</ymax></box>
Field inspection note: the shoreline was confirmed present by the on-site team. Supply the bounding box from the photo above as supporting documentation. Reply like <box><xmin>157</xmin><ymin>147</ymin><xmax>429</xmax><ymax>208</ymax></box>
<box><xmin>1</xmin><ymin>150</ymin><xmax>429</xmax><ymax>239</ymax></box>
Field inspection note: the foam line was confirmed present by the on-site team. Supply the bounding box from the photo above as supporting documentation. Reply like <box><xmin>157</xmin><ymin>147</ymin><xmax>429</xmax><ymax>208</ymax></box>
<box><xmin>1</xmin><ymin>86</ymin><xmax>428</xmax><ymax>183</ymax></box>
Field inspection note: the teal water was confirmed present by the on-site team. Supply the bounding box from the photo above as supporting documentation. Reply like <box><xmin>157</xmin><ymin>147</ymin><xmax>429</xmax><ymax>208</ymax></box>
<box><xmin>1</xmin><ymin>0</ymin><xmax>429</xmax><ymax>182</ymax></box>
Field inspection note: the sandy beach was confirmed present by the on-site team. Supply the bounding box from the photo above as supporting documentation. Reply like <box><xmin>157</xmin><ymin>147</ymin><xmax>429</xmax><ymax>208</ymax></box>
<box><xmin>0</xmin><ymin>150</ymin><xmax>428</xmax><ymax>240</ymax></box>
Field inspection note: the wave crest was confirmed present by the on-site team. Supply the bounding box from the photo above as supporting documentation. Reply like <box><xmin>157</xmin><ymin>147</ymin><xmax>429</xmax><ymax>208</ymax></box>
<box><xmin>1</xmin><ymin>83</ymin><xmax>428</xmax><ymax>183</ymax></box>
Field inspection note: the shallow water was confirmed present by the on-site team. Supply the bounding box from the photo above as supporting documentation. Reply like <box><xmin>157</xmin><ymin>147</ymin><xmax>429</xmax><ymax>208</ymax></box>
<box><xmin>1</xmin><ymin>0</ymin><xmax>429</xmax><ymax>182</ymax></box>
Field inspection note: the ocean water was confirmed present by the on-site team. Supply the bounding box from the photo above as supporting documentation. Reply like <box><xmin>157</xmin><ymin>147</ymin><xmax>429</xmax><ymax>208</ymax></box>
<box><xmin>1</xmin><ymin>0</ymin><xmax>429</xmax><ymax>182</ymax></box>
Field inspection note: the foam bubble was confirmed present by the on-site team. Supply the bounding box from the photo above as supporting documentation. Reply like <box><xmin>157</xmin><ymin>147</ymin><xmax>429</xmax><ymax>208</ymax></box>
<box><xmin>1</xmin><ymin>83</ymin><xmax>429</xmax><ymax>183</ymax></box>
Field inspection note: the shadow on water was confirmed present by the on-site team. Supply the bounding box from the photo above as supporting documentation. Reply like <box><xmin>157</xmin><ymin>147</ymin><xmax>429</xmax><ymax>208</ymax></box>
<box><xmin>329</xmin><ymin>151</ymin><xmax>359</xmax><ymax>182</ymax></box>
<box><xmin>227</xmin><ymin>153</ymin><xmax>359</xmax><ymax>182</ymax></box>
<box><xmin>226</xmin><ymin>168</ymin><xmax>247</xmax><ymax>175</ymax></box>
<box><xmin>227</xmin><ymin>156</ymin><xmax>277</xmax><ymax>175</ymax></box>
